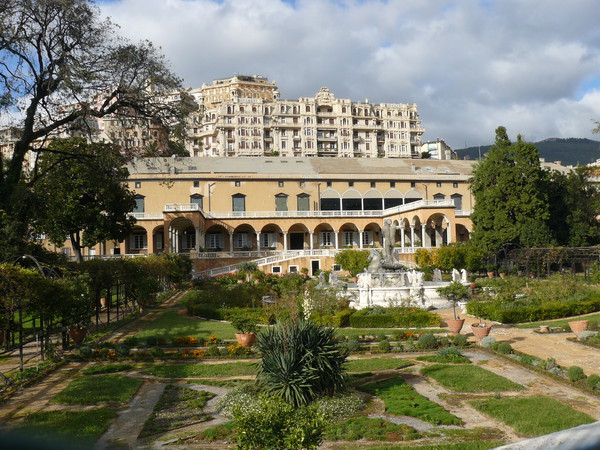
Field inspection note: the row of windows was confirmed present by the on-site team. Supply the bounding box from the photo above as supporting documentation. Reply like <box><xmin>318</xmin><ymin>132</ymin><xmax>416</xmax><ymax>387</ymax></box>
<box><xmin>133</xmin><ymin>193</ymin><xmax>462</xmax><ymax>214</ymax></box>
<box><xmin>135</xmin><ymin>180</ymin><xmax>461</xmax><ymax>190</ymax></box>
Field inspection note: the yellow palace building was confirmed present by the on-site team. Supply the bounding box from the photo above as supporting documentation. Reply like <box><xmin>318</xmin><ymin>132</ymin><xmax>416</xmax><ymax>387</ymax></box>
<box><xmin>50</xmin><ymin>156</ymin><xmax>481</xmax><ymax>276</ymax></box>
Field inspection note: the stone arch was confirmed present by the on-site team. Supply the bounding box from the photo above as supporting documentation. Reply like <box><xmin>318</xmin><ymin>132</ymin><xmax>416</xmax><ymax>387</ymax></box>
<box><xmin>126</xmin><ymin>225</ymin><xmax>148</xmax><ymax>254</ymax></box>
<box><xmin>169</xmin><ymin>217</ymin><xmax>196</xmax><ymax>253</ymax></box>
<box><xmin>362</xmin><ymin>221</ymin><xmax>381</xmax><ymax>247</ymax></box>
<box><xmin>424</xmin><ymin>213</ymin><xmax>452</xmax><ymax>247</ymax></box>
<box><xmin>258</xmin><ymin>223</ymin><xmax>282</xmax><ymax>250</ymax></box>
<box><xmin>456</xmin><ymin>224</ymin><xmax>470</xmax><ymax>243</ymax></box>
<box><xmin>314</xmin><ymin>222</ymin><xmax>336</xmax><ymax>249</ymax></box>
<box><xmin>339</xmin><ymin>222</ymin><xmax>360</xmax><ymax>248</ymax></box>
<box><xmin>152</xmin><ymin>225</ymin><xmax>165</xmax><ymax>253</ymax></box>
<box><xmin>205</xmin><ymin>224</ymin><xmax>228</xmax><ymax>251</ymax></box>
<box><xmin>232</xmin><ymin>224</ymin><xmax>257</xmax><ymax>251</ymax></box>
<box><xmin>287</xmin><ymin>223</ymin><xmax>310</xmax><ymax>250</ymax></box>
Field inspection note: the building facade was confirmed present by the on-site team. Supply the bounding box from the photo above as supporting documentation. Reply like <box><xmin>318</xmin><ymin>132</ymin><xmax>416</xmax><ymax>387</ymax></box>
<box><xmin>187</xmin><ymin>76</ymin><xmax>425</xmax><ymax>159</ymax></box>
<box><xmin>46</xmin><ymin>157</ymin><xmax>475</xmax><ymax>273</ymax></box>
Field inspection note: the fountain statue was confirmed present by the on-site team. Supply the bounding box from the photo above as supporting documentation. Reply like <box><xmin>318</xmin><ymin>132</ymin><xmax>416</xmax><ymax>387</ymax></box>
<box><xmin>354</xmin><ymin>219</ymin><xmax>457</xmax><ymax>310</ymax></box>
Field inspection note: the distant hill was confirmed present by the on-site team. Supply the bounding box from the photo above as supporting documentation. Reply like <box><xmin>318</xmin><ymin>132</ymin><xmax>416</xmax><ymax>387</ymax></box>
<box><xmin>455</xmin><ymin>138</ymin><xmax>600</xmax><ymax>166</ymax></box>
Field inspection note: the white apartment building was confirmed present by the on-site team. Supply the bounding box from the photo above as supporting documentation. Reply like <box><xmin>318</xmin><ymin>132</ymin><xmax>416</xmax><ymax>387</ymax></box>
<box><xmin>187</xmin><ymin>76</ymin><xmax>425</xmax><ymax>159</ymax></box>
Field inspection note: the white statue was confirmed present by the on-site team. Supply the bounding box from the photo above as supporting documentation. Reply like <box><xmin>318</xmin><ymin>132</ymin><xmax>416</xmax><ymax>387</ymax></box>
<box><xmin>433</xmin><ymin>268</ymin><xmax>442</xmax><ymax>282</ymax></box>
<box><xmin>461</xmin><ymin>268</ymin><xmax>468</xmax><ymax>283</ymax></box>
<box><xmin>330</xmin><ymin>271</ymin><xmax>339</xmax><ymax>285</ymax></box>
<box><xmin>367</xmin><ymin>249</ymin><xmax>382</xmax><ymax>273</ymax></box>
<box><xmin>357</xmin><ymin>271</ymin><xmax>371</xmax><ymax>289</ymax></box>
<box><xmin>452</xmin><ymin>268</ymin><xmax>460</xmax><ymax>282</ymax></box>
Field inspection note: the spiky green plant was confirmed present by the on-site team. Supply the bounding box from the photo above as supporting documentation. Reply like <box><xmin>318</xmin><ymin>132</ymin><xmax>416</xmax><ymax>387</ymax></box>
<box><xmin>257</xmin><ymin>319</ymin><xmax>349</xmax><ymax>407</ymax></box>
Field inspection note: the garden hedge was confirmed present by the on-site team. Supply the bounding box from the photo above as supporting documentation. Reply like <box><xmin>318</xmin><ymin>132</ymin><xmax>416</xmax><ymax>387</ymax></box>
<box><xmin>466</xmin><ymin>297</ymin><xmax>600</xmax><ymax>324</ymax></box>
<box><xmin>348</xmin><ymin>307</ymin><xmax>441</xmax><ymax>328</ymax></box>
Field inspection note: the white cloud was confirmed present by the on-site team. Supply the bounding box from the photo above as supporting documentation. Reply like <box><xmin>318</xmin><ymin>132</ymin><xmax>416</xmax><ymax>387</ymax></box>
<box><xmin>96</xmin><ymin>0</ymin><xmax>600</xmax><ymax>148</ymax></box>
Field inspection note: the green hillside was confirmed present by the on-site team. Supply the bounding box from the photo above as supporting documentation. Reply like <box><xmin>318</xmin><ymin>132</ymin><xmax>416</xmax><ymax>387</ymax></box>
<box><xmin>456</xmin><ymin>138</ymin><xmax>600</xmax><ymax>166</ymax></box>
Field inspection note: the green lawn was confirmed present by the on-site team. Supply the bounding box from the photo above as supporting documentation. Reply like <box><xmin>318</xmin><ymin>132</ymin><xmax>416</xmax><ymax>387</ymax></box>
<box><xmin>514</xmin><ymin>312</ymin><xmax>600</xmax><ymax>329</ymax></box>
<box><xmin>134</xmin><ymin>310</ymin><xmax>238</xmax><ymax>340</ymax></box>
<box><xmin>358</xmin><ymin>377</ymin><xmax>462</xmax><ymax>425</ymax></box>
<box><xmin>324</xmin><ymin>417</ymin><xmax>420</xmax><ymax>442</ymax></box>
<box><xmin>345</xmin><ymin>357</ymin><xmax>413</xmax><ymax>372</ymax></box>
<box><xmin>13</xmin><ymin>408</ymin><xmax>118</xmax><ymax>446</ymax></box>
<box><xmin>471</xmin><ymin>396</ymin><xmax>595</xmax><ymax>436</ymax></box>
<box><xmin>143</xmin><ymin>361</ymin><xmax>257</xmax><ymax>378</ymax></box>
<box><xmin>51</xmin><ymin>374</ymin><xmax>143</xmax><ymax>404</ymax></box>
<box><xmin>420</xmin><ymin>365</ymin><xmax>523</xmax><ymax>392</ymax></box>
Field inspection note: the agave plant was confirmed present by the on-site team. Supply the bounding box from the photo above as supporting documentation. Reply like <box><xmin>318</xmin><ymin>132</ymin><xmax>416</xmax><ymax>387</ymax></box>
<box><xmin>256</xmin><ymin>319</ymin><xmax>348</xmax><ymax>407</ymax></box>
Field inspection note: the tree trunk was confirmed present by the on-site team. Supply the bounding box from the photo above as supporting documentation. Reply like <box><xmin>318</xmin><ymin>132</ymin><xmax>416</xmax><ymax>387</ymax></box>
<box><xmin>70</xmin><ymin>233</ymin><xmax>84</xmax><ymax>263</ymax></box>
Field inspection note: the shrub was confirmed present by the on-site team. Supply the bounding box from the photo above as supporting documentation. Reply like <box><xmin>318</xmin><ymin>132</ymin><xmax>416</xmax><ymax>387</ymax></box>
<box><xmin>480</xmin><ymin>337</ymin><xmax>496</xmax><ymax>349</ymax></box>
<box><xmin>78</xmin><ymin>345</ymin><xmax>93</xmax><ymax>358</ymax></box>
<box><xmin>206</xmin><ymin>344</ymin><xmax>221</xmax><ymax>357</ymax></box>
<box><xmin>578</xmin><ymin>331</ymin><xmax>598</xmax><ymax>341</ymax></box>
<box><xmin>228</xmin><ymin>392</ymin><xmax>326</xmax><ymax>449</ymax></box>
<box><xmin>150</xmin><ymin>347</ymin><xmax>164</xmax><ymax>358</ymax></box>
<box><xmin>115</xmin><ymin>344</ymin><xmax>130</xmax><ymax>357</ymax></box>
<box><xmin>145</xmin><ymin>336</ymin><xmax>159</xmax><ymax>347</ymax></box>
<box><xmin>316</xmin><ymin>392</ymin><xmax>365</xmax><ymax>420</ymax></box>
<box><xmin>452</xmin><ymin>334</ymin><xmax>468</xmax><ymax>348</ymax></box>
<box><xmin>230</xmin><ymin>315</ymin><xmax>258</xmax><ymax>334</ymax></box>
<box><xmin>123</xmin><ymin>337</ymin><xmax>138</xmax><ymax>347</ymax></box>
<box><xmin>344</xmin><ymin>338</ymin><xmax>360</xmax><ymax>352</ymax></box>
<box><xmin>548</xmin><ymin>366</ymin><xmax>566</xmax><ymax>377</ymax></box>
<box><xmin>545</xmin><ymin>357</ymin><xmax>558</xmax><ymax>371</ymax></box>
<box><xmin>496</xmin><ymin>342</ymin><xmax>513</xmax><ymax>354</ymax></box>
<box><xmin>585</xmin><ymin>374</ymin><xmax>600</xmax><ymax>390</ymax></box>
<box><xmin>257</xmin><ymin>319</ymin><xmax>348</xmax><ymax>407</ymax></box>
<box><xmin>333</xmin><ymin>309</ymin><xmax>355</xmax><ymax>328</ymax></box>
<box><xmin>436</xmin><ymin>346</ymin><xmax>466</xmax><ymax>362</ymax></box>
<box><xmin>348</xmin><ymin>306</ymin><xmax>441</xmax><ymax>328</ymax></box>
<box><xmin>378</xmin><ymin>339</ymin><xmax>391</xmax><ymax>353</ymax></box>
<box><xmin>417</xmin><ymin>333</ymin><xmax>438</xmax><ymax>349</ymax></box>
<box><xmin>334</xmin><ymin>250</ymin><xmax>370</xmax><ymax>277</ymax></box>
<box><xmin>567</xmin><ymin>366</ymin><xmax>586</xmax><ymax>382</ymax></box>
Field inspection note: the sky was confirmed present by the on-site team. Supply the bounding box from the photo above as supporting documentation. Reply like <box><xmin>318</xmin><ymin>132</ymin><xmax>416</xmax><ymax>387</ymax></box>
<box><xmin>96</xmin><ymin>0</ymin><xmax>600</xmax><ymax>149</ymax></box>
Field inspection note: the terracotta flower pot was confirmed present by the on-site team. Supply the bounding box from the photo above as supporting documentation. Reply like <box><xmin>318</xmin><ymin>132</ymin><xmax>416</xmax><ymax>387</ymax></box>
<box><xmin>568</xmin><ymin>320</ymin><xmax>589</xmax><ymax>338</ymax></box>
<box><xmin>446</xmin><ymin>318</ymin><xmax>465</xmax><ymax>334</ymax></box>
<box><xmin>471</xmin><ymin>323</ymin><xmax>492</xmax><ymax>340</ymax></box>
<box><xmin>487</xmin><ymin>272</ymin><xmax>494</xmax><ymax>278</ymax></box>
<box><xmin>235</xmin><ymin>332</ymin><xmax>256</xmax><ymax>347</ymax></box>
<box><xmin>69</xmin><ymin>328</ymin><xmax>87</xmax><ymax>346</ymax></box>
<box><xmin>100</xmin><ymin>297</ymin><xmax>107</xmax><ymax>309</ymax></box>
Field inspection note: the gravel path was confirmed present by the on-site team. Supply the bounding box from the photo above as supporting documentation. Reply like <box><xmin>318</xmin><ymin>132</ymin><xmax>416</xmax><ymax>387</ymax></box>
<box><xmin>437</xmin><ymin>308</ymin><xmax>600</xmax><ymax>376</ymax></box>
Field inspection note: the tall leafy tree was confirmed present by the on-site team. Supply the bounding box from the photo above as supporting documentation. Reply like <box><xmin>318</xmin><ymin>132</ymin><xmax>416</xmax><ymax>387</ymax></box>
<box><xmin>0</xmin><ymin>0</ymin><xmax>185</xmax><ymax>255</ymax></box>
<box><xmin>470</xmin><ymin>127</ymin><xmax>552</xmax><ymax>252</ymax></box>
<box><xmin>33</xmin><ymin>138</ymin><xmax>136</xmax><ymax>262</ymax></box>
<box><xmin>546</xmin><ymin>167</ymin><xmax>600</xmax><ymax>246</ymax></box>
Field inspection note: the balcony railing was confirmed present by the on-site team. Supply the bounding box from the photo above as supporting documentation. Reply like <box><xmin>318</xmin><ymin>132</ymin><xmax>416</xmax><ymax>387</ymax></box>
<box><xmin>128</xmin><ymin>212</ymin><xmax>164</xmax><ymax>220</ymax></box>
<box><xmin>151</xmin><ymin>199</ymin><xmax>458</xmax><ymax>221</ymax></box>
